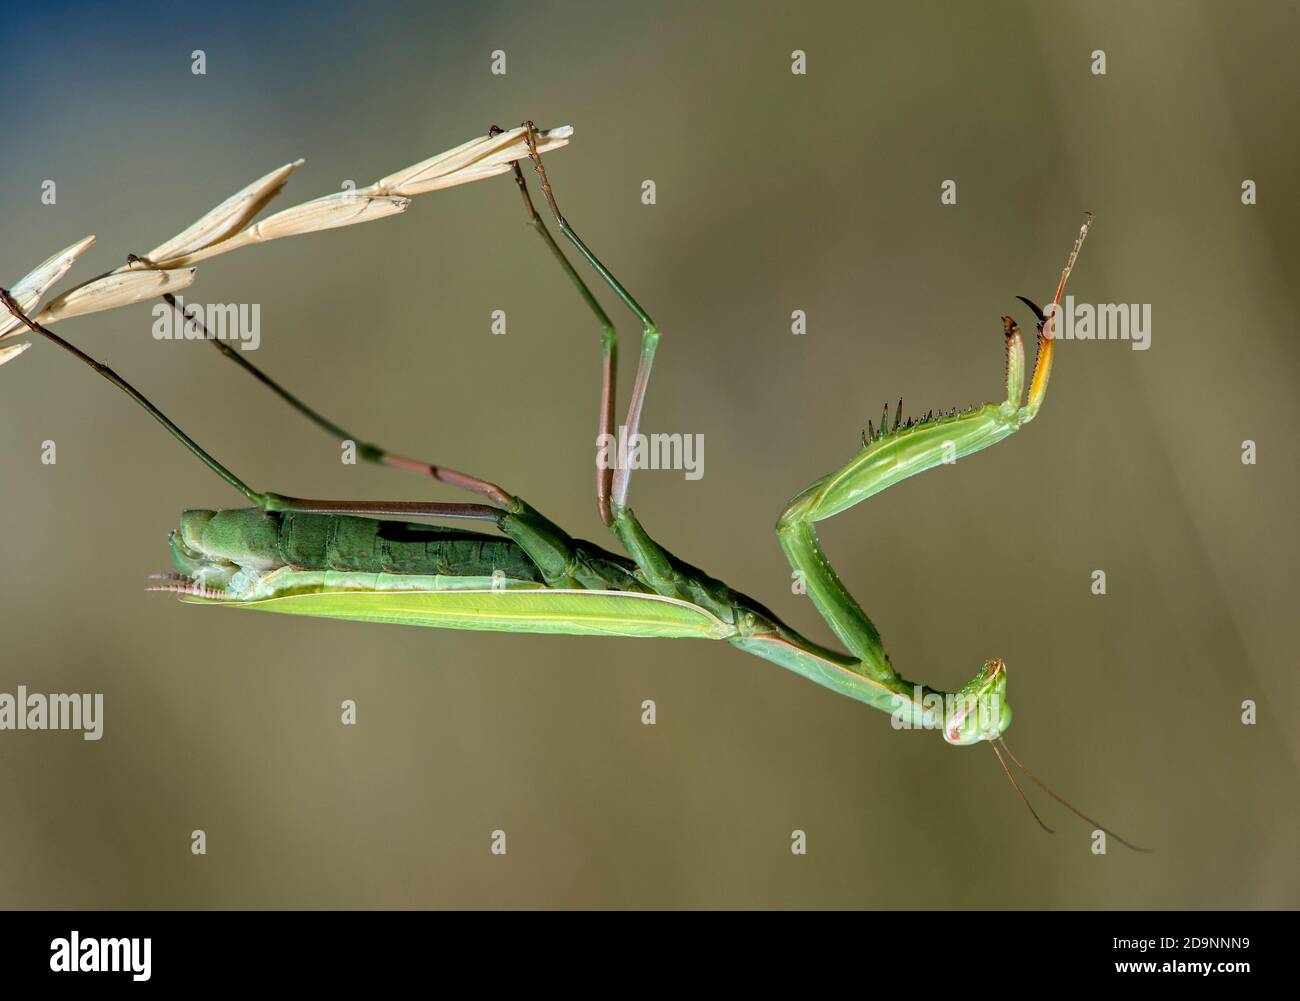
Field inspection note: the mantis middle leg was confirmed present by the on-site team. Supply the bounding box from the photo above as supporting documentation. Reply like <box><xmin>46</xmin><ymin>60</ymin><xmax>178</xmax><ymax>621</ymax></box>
<box><xmin>516</xmin><ymin>123</ymin><xmax>704</xmax><ymax>609</ymax></box>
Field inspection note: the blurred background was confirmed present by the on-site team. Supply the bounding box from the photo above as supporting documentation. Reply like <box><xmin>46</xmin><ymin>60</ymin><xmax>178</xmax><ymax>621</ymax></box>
<box><xmin>0</xmin><ymin>0</ymin><xmax>1296</xmax><ymax>908</ymax></box>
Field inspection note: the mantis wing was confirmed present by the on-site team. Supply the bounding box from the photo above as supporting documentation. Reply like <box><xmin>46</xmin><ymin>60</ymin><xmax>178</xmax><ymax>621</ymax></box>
<box><xmin>186</xmin><ymin>587</ymin><xmax>736</xmax><ymax>640</ymax></box>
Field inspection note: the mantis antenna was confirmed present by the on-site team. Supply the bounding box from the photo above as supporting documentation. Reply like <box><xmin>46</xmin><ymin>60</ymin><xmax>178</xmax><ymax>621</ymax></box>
<box><xmin>991</xmin><ymin>742</ymin><xmax>1054</xmax><ymax>835</ymax></box>
<box><xmin>995</xmin><ymin>738</ymin><xmax>1153</xmax><ymax>853</ymax></box>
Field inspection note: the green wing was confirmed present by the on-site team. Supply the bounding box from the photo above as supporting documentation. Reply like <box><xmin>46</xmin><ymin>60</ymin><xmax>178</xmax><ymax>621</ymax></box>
<box><xmin>185</xmin><ymin>587</ymin><xmax>736</xmax><ymax>640</ymax></box>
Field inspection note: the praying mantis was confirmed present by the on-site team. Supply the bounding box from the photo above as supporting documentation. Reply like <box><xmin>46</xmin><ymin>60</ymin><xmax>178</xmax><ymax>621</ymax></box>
<box><xmin>0</xmin><ymin>122</ymin><xmax>1147</xmax><ymax>850</ymax></box>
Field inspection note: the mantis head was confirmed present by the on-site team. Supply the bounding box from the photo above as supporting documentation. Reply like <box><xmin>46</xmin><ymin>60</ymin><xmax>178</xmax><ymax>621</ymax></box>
<box><xmin>153</xmin><ymin>509</ymin><xmax>284</xmax><ymax>598</ymax></box>
<box><xmin>946</xmin><ymin>655</ymin><xmax>1152</xmax><ymax>852</ymax></box>
<box><xmin>943</xmin><ymin>658</ymin><xmax>1012</xmax><ymax>746</ymax></box>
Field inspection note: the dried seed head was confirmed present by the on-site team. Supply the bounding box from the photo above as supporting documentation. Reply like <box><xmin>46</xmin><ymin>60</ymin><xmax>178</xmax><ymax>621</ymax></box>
<box><xmin>144</xmin><ymin>159</ymin><xmax>306</xmax><ymax>266</ymax></box>
<box><xmin>373</xmin><ymin>124</ymin><xmax>573</xmax><ymax>197</ymax></box>
<box><xmin>7</xmin><ymin>126</ymin><xmax>573</xmax><ymax>328</ymax></box>
<box><xmin>116</xmin><ymin>127</ymin><xmax>570</xmax><ymax>269</ymax></box>
<box><xmin>240</xmin><ymin>190</ymin><xmax>411</xmax><ymax>242</ymax></box>
<box><xmin>0</xmin><ymin>340</ymin><xmax>31</xmax><ymax>368</ymax></box>
<box><xmin>37</xmin><ymin>267</ymin><xmax>197</xmax><ymax>323</ymax></box>
<box><xmin>0</xmin><ymin>235</ymin><xmax>96</xmax><ymax>338</ymax></box>
<box><xmin>157</xmin><ymin>191</ymin><xmax>412</xmax><ymax>266</ymax></box>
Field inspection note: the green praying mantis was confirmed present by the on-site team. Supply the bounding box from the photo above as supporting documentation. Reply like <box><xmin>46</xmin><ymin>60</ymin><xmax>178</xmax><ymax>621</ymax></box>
<box><xmin>0</xmin><ymin>123</ymin><xmax>1147</xmax><ymax>851</ymax></box>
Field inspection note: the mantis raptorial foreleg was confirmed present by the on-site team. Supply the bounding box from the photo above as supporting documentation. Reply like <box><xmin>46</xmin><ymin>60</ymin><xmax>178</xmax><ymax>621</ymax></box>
<box><xmin>774</xmin><ymin>215</ymin><xmax>1092</xmax><ymax>692</ymax></box>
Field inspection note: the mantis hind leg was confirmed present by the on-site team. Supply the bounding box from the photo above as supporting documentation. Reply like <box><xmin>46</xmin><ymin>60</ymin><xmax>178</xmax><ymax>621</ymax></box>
<box><xmin>148</xmin><ymin>286</ymin><xmax>515</xmax><ymax>508</ymax></box>
<box><xmin>1</xmin><ymin>286</ymin><xmax>599</xmax><ymax>589</ymax></box>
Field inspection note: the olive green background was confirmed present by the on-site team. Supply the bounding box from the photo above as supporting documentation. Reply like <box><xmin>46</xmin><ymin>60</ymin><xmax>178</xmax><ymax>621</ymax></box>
<box><xmin>1</xmin><ymin>0</ymin><xmax>1296</xmax><ymax>908</ymax></box>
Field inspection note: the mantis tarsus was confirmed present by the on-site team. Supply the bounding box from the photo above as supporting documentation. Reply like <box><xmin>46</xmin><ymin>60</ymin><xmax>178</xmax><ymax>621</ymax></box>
<box><xmin>1</xmin><ymin>123</ymin><xmax>1148</xmax><ymax>851</ymax></box>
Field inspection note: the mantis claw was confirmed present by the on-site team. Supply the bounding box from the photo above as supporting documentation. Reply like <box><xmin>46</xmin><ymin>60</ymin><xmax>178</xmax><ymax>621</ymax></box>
<box><xmin>1015</xmin><ymin>295</ymin><xmax>1047</xmax><ymax>329</ymax></box>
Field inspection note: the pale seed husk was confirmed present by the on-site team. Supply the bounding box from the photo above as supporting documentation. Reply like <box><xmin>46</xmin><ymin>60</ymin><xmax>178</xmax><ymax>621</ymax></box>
<box><xmin>144</xmin><ymin>159</ymin><xmax>306</xmax><ymax>266</ymax></box>
<box><xmin>157</xmin><ymin>192</ymin><xmax>411</xmax><ymax>267</ymax></box>
<box><xmin>372</xmin><ymin>124</ymin><xmax>572</xmax><ymax>197</ymax></box>
<box><xmin>0</xmin><ymin>340</ymin><xmax>31</xmax><ymax>367</ymax></box>
<box><xmin>36</xmin><ymin>267</ymin><xmax>197</xmax><ymax>324</ymax></box>
<box><xmin>0</xmin><ymin>235</ymin><xmax>97</xmax><ymax>338</ymax></box>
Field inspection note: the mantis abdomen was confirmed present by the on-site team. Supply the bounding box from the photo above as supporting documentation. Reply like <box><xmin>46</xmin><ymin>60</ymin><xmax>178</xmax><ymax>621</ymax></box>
<box><xmin>167</xmin><ymin>508</ymin><xmax>658</xmax><ymax>600</ymax></box>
